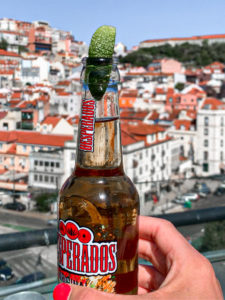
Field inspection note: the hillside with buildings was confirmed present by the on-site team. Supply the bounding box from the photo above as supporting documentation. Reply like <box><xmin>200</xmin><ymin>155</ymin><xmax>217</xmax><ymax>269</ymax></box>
<box><xmin>0</xmin><ymin>18</ymin><xmax>225</xmax><ymax>214</ymax></box>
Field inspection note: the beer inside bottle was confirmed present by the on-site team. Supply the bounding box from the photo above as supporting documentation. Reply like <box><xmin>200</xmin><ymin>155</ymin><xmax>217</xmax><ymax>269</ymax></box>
<box><xmin>58</xmin><ymin>57</ymin><xmax>139</xmax><ymax>294</ymax></box>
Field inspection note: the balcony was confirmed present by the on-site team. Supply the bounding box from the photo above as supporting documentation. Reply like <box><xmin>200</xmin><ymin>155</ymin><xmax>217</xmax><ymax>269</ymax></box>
<box><xmin>0</xmin><ymin>207</ymin><xmax>224</xmax><ymax>298</ymax></box>
<box><xmin>20</xmin><ymin>122</ymin><xmax>33</xmax><ymax>130</ymax></box>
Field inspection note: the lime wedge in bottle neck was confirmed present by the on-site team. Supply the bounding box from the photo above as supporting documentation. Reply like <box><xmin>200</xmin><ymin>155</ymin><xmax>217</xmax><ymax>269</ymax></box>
<box><xmin>86</xmin><ymin>25</ymin><xmax>116</xmax><ymax>101</ymax></box>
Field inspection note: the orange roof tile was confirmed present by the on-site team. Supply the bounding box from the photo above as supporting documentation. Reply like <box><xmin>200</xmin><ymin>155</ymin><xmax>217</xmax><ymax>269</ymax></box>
<box><xmin>0</xmin><ymin>131</ymin><xmax>73</xmax><ymax>147</ymax></box>
<box><xmin>41</xmin><ymin>116</ymin><xmax>61</xmax><ymax>128</ymax></box>
<box><xmin>0</xmin><ymin>112</ymin><xmax>7</xmax><ymax>119</ymax></box>
<box><xmin>142</xmin><ymin>34</ymin><xmax>225</xmax><ymax>44</ymax></box>
<box><xmin>201</xmin><ymin>98</ymin><xmax>225</xmax><ymax>110</ymax></box>
<box><xmin>11</xmin><ymin>92</ymin><xmax>22</xmax><ymax>99</ymax></box>
<box><xmin>0</xmin><ymin>49</ymin><xmax>20</xmax><ymax>57</ymax></box>
<box><xmin>57</xmin><ymin>91</ymin><xmax>71</xmax><ymax>96</ymax></box>
<box><xmin>174</xmin><ymin>119</ymin><xmax>192</xmax><ymax>130</ymax></box>
<box><xmin>57</xmin><ymin>80</ymin><xmax>70</xmax><ymax>86</ymax></box>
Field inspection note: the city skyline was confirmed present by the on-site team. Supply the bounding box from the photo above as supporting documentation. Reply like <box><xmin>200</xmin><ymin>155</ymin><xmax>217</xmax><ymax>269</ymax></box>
<box><xmin>1</xmin><ymin>0</ymin><xmax>225</xmax><ymax>48</ymax></box>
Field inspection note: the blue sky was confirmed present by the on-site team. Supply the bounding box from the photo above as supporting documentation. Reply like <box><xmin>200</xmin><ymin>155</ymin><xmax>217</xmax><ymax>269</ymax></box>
<box><xmin>1</xmin><ymin>0</ymin><xmax>225</xmax><ymax>49</ymax></box>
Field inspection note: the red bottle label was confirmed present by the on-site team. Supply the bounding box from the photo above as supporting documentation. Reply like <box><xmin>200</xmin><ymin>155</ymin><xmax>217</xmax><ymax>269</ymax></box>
<box><xmin>58</xmin><ymin>220</ymin><xmax>118</xmax><ymax>292</ymax></box>
<box><xmin>79</xmin><ymin>97</ymin><xmax>96</xmax><ymax>152</ymax></box>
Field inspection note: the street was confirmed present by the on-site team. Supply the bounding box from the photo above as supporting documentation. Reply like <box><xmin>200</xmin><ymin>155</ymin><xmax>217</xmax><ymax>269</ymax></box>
<box><xmin>0</xmin><ymin>208</ymin><xmax>56</xmax><ymax>231</ymax></box>
<box><xmin>0</xmin><ymin>246</ymin><xmax>57</xmax><ymax>287</ymax></box>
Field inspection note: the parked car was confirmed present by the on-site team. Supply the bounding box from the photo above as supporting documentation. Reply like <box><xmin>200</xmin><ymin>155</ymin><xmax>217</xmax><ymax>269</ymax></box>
<box><xmin>219</xmin><ymin>181</ymin><xmax>225</xmax><ymax>189</ymax></box>
<box><xmin>0</xmin><ymin>259</ymin><xmax>7</xmax><ymax>269</ymax></box>
<box><xmin>182</xmin><ymin>193</ymin><xmax>200</xmax><ymax>201</ymax></box>
<box><xmin>15</xmin><ymin>271</ymin><xmax>45</xmax><ymax>284</ymax></box>
<box><xmin>193</xmin><ymin>183</ymin><xmax>211</xmax><ymax>194</ymax></box>
<box><xmin>214</xmin><ymin>187</ymin><xmax>225</xmax><ymax>196</ymax></box>
<box><xmin>3</xmin><ymin>202</ymin><xmax>26</xmax><ymax>212</ymax></box>
<box><xmin>173</xmin><ymin>197</ymin><xmax>188</xmax><ymax>205</ymax></box>
<box><xmin>0</xmin><ymin>266</ymin><xmax>14</xmax><ymax>281</ymax></box>
<box><xmin>47</xmin><ymin>219</ymin><xmax>57</xmax><ymax>227</ymax></box>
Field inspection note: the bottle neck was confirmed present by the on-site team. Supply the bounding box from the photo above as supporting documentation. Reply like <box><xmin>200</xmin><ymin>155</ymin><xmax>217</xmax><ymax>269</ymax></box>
<box><xmin>74</xmin><ymin>82</ymin><xmax>124</xmax><ymax>176</ymax></box>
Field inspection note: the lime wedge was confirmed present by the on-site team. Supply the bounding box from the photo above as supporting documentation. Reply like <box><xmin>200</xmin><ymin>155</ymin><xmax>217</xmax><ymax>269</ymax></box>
<box><xmin>89</xmin><ymin>25</ymin><xmax>116</xmax><ymax>58</ymax></box>
<box><xmin>86</xmin><ymin>26</ymin><xmax>116</xmax><ymax>101</ymax></box>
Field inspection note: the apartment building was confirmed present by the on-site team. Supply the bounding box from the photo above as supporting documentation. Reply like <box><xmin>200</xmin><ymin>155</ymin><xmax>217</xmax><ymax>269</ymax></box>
<box><xmin>196</xmin><ymin>98</ymin><xmax>225</xmax><ymax>175</ymax></box>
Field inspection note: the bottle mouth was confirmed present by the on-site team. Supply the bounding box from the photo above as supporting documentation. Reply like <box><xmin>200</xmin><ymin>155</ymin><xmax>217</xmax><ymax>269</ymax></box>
<box><xmin>82</xmin><ymin>57</ymin><xmax>118</xmax><ymax>66</ymax></box>
<box><xmin>87</xmin><ymin>57</ymin><xmax>112</xmax><ymax>65</ymax></box>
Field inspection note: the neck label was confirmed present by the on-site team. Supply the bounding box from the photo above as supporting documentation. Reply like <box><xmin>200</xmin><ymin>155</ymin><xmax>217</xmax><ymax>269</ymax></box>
<box><xmin>79</xmin><ymin>98</ymin><xmax>96</xmax><ymax>152</ymax></box>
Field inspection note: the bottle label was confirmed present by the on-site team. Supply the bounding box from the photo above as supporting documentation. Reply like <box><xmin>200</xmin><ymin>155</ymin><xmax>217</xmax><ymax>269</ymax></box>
<box><xmin>58</xmin><ymin>219</ymin><xmax>117</xmax><ymax>292</ymax></box>
<box><xmin>79</xmin><ymin>97</ymin><xmax>96</xmax><ymax>152</ymax></box>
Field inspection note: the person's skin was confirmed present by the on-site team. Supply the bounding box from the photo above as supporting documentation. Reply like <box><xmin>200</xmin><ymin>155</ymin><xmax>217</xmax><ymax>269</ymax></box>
<box><xmin>53</xmin><ymin>216</ymin><xmax>223</xmax><ymax>300</ymax></box>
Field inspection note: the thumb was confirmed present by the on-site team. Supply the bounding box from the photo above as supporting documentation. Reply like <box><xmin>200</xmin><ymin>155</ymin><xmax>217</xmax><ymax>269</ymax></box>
<box><xmin>53</xmin><ymin>283</ymin><xmax>139</xmax><ymax>300</ymax></box>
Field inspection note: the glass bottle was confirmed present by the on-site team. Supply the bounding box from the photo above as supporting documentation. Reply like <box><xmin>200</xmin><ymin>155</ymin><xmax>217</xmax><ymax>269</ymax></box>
<box><xmin>58</xmin><ymin>57</ymin><xmax>139</xmax><ymax>294</ymax></box>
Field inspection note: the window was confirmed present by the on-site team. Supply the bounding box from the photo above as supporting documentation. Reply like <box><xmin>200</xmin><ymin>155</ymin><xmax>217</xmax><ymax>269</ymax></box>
<box><xmin>203</xmin><ymin>163</ymin><xmax>208</xmax><ymax>172</ymax></box>
<box><xmin>56</xmin><ymin>162</ymin><xmax>60</xmax><ymax>168</ymax></box>
<box><xmin>44</xmin><ymin>161</ymin><xmax>49</xmax><ymax>167</ymax></box>
<box><xmin>71</xmin><ymin>153</ymin><xmax>75</xmax><ymax>161</ymax></box>
<box><xmin>221</xmin><ymin>140</ymin><xmax>224</xmax><ymax>147</ymax></box>
<box><xmin>0</xmin><ymin>143</ymin><xmax>2</xmax><ymax>150</ymax></box>
<box><xmin>39</xmin><ymin>175</ymin><xmax>43</xmax><ymax>182</ymax></box>
<box><xmin>23</xmin><ymin>145</ymin><xmax>27</xmax><ymax>152</ymax></box>
<box><xmin>139</xmin><ymin>167</ymin><xmax>142</xmax><ymax>175</ymax></box>
<box><xmin>169</xmin><ymin>97</ymin><xmax>173</xmax><ymax>103</ymax></box>
<box><xmin>34</xmin><ymin>174</ymin><xmax>38</xmax><ymax>181</ymax></box>
<box><xmin>34</xmin><ymin>160</ymin><xmax>38</xmax><ymax>166</ymax></box>
<box><xmin>40</xmin><ymin>161</ymin><xmax>43</xmax><ymax>166</ymax></box>
<box><xmin>31</xmin><ymin>146</ymin><xmax>35</xmax><ymax>151</ymax></box>
<box><xmin>220</xmin><ymin>152</ymin><xmax>224</xmax><ymax>161</ymax></box>
<box><xmin>204</xmin><ymin>128</ymin><xmax>208</xmax><ymax>135</ymax></box>
<box><xmin>203</xmin><ymin>151</ymin><xmax>208</xmax><ymax>161</ymax></box>
<box><xmin>204</xmin><ymin>140</ymin><xmax>208</xmax><ymax>147</ymax></box>
<box><xmin>221</xmin><ymin>117</ymin><xmax>224</xmax><ymax>126</ymax></box>
<box><xmin>10</xmin><ymin>158</ymin><xmax>14</xmax><ymax>165</ymax></box>
<box><xmin>44</xmin><ymin>175</ymin><xmax>49</xmax><ymax>182</ymax></box>
<box><xmin>221</xmin><ymin>128</ymin><xmax>224</xmax><ymax>136</ymax></box>
<box><xmin>51</xmin><ymin>176</ymin><xmax>54</xmax><ymax>183</ymax></box>
<box><xmin>140</xmin><ymin>153</ymin><xmax>143</xmax><ymax>160</ymax></box>
<box><xmin>204</xmin><ymin>117</ymin><xmax>209</xmax><ymax>126</ymax></box>
<box><xmin>51</xmin><ymin>162</ymin><xmax>54</xmax><ymax>167</ymax></box>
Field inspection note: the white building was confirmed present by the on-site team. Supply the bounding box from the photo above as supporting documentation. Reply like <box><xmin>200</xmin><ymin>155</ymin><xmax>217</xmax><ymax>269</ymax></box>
<box><xmin>196</xmin><ymin>98</ymin><xmax>225</xmax><ymax>176</ymax></box>
<box><xmin>36</xmin><ymin>115</ymin><xmax>74</xmax><ymax>135</ymax></box>
<box><xmin>20</xmin><ymin>57</ymin><xmax>50</xmax><ymax>85</ymax></box>
<box><xmin>121</xmin><ymin>123</ymin><xmax>177</xmax><ymax>213</ymax></box>
<box><xmin>50</xmin><ymin>91</ymin><xmax>81</xmax><ymax>116</ymax></box>
<box><xmin>0</xmin><ymin>111</ymin><xmax>21</xmax><ymax>131</ymax></box>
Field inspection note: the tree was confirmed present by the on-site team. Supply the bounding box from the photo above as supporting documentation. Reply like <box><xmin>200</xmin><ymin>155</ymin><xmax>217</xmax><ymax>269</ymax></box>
<box><xmin>199</xmin><ymin>220</ymin><xmax>225</xmax><ymax>252</ymax></box>
<box><xmin>35</xmin><ymin>192</ymin><xmax>57</xmax><ymax>212</ymax></box>
<box><xmin>0</xmin><ymin>38</ymin><xmax>8</xmax><ymax>50</ymax></box>
<box><xmin>175</xmin><ymin>82</ymin><xmax>185</xmax><ymax>91</ymax></box>
<box><xmin>120</xmin><ymin>42</ymin><xmax>225</xmax><ymax>67</ymax></box>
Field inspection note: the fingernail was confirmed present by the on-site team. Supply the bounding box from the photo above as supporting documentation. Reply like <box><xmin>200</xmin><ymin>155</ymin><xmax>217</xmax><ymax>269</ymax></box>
<box><xmin>53</xmin><ymin>283</ymin><xmax>71</xmax><ymax>300</ymax></box>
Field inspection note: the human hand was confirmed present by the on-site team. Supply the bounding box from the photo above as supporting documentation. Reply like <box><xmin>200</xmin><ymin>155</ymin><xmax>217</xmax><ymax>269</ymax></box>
<box><xmin>53</xmin><ymin>216</ymin><xmax>223</xmax><ymax>300</ymax></box>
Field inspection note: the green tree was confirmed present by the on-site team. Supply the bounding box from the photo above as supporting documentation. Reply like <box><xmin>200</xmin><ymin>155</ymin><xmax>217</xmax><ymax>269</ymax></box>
<box><xmin>199</xmin><ymin>220</ymin><xmax>225</xmax><ymax>252</ymax></box>
<box><xmin>0</xmin><ymin>38</ymin><xmax>8</xmax><ymax>50</ymax></box>
<box><xmin>175</xmin><ymin>82</ymin><xmax>185</xmax><ymax>91</ymax></box>
<box><xmin>120</xmin><ymin>42</ymin><xmax>225</xmax><ymax>67</ymax></box>
<box><xmin>35</xmin><ymin>192</ymin><xmax>57</xmax><ymax>212</ymax></box>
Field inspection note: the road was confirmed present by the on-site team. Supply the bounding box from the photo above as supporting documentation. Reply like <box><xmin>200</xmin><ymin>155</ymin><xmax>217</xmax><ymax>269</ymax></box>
<box><xmin>0</xmin><ymin>246</ymin><xmax>57</xmax><ymax>287</ymax></box>
<box><xmin>0</xmin><ymin>208</ymin><xmax>56</xmax><ymax>231</ymax></box>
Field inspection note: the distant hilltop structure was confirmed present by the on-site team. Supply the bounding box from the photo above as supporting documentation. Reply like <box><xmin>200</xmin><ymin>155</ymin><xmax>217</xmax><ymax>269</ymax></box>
<box><xmin>140</xmin><ymin>34</ymin><xmax>225</xmax><ymax>48</ymax></box>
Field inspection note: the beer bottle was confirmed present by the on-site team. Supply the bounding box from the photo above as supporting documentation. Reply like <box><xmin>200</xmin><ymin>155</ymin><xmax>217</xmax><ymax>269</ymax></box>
<box><xmin>58</xmin><ymin>56</ymin><xmax>139</xmax><ymax>294</ymax></box>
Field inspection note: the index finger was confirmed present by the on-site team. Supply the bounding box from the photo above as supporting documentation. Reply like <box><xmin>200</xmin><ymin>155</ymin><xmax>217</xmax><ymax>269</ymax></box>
<box><xmin>139</xmin><ymin>216</ymin><xmax>192</xmax><ymax>260</ymax></box>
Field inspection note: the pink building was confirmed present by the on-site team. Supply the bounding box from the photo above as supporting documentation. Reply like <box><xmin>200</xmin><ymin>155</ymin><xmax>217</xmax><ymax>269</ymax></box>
<box><xmin>0</xmin><ymin>131</ymin><xmax>73</xmax><ymax>192</ymax></box>
<box><xmin>166</xmin><ymin>88</ymin><xmax>206</xmax><ymax>111</ymax></box>
<box><xmin>148</xmin><ymin>58</ymin><xmax>183</xmax><ymax>74</ymax></box>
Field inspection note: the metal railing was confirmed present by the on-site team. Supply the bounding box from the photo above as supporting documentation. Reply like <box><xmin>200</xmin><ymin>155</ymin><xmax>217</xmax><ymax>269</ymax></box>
<box><xmin>0</xmin><ymin>206</ymin><xmax>225</xmax><ymax>252</ymax></box>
